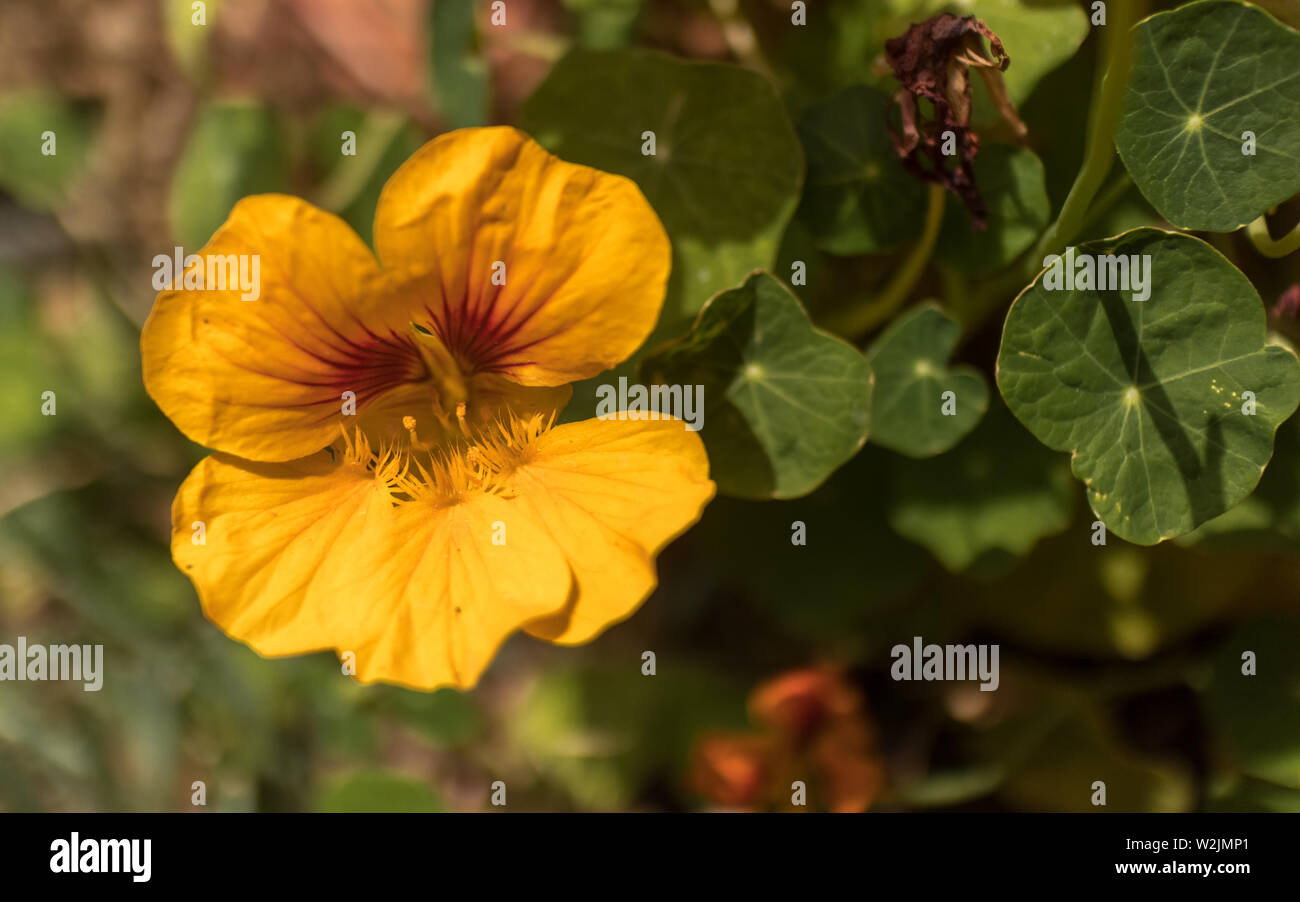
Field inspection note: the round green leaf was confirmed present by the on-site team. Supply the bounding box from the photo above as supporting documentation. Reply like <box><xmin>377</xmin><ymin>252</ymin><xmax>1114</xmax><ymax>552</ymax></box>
<box><xmin>795</xmin><ymin>84</ymin><xmax>926</xmax><ymax>255</ymax></box>
<box><xmin>998</xmin><ymin>228</ymin><xmax>1300</xmax><ymax>545</ymax></box>
<box><xmin>1204</xmin><ymin>618</ymin><xmax>1300</xmax><ymax>789</ymax></box>
<box><xmin>935</xmin><ymin>144</ymin><xmax>1050</xmax><ymax>276</ymax></box>
<box><xmin>1116</xmin><ymin>0</ymin><xmax>1300</xmax><ymax>232</ymax></box>
<box><xmin>887</xmin><ymin>397</ymin><xmax>1074</xmax><ymax>571</ymax></box>
<box><xmin>519</xmin><ymin>49</ymin><xmax>802</xmax><ymax>327</ymax></box>
<box><xmin>867</xmin><ymin>303</ymin><xmax>988</xmax><ymax>457</ymax></box>
<box><xmin>642</xmin><ymin>272</ymin><xmax>873</xmax><ymax>500</ymax></box>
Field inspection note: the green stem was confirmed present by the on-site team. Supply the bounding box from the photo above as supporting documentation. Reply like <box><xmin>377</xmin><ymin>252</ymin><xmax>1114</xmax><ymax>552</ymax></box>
<box><xmin>833</xmin><ymin>183</ymin><xmax>946</xmax><ymax>341</ymax></box>
<box><xmin>941</xmin><ymin>267</ymin><xmax>971</xmax><ymax>321</ymax></box>
<box><xmin>1023</xmin><ymin>2</ymin><xmax>1141</xmax><ymax>281</ymax></box>
<box><xmin>1077</xmin><ymin>171</ymin><xmax>1133</xmax><ymax>235</ymax></box>
<box><xmin>957</xmin><ymin>1</ymin><xmax>1145</xmax><ymax>336</ymax></box>
<box><xmin>1246</xmin><ymin>213</ymin><xmax>1300</xmax><ymax>258</ymax></box>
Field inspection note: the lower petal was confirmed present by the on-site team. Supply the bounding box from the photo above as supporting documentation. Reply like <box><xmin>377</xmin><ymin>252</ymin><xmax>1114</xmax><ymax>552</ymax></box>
<box><xmin>172</xmin><ymin>448</ymin><xmax>573</xmax><ymax>690</ymax></box>
<box><xmin>515</xmin><ymin>417</ymin><xmax>715</xmax><ymax>644</ymax></box>
<box><xmin>172</xmin><ymin>449</ymin><xmax>394</xmax><ymax>655</ymax></box>
<box><xmin>346</xmin><ymin>492</ymin><xmax>573</xmax><ymax>690</ymax></box>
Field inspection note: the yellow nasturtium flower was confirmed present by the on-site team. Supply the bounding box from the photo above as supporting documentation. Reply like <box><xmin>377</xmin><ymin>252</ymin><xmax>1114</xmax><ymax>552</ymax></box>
<box><xmin>142</xmin><ymin>127</ymin><xmax>714</xmax><ymax>691</ymax></box>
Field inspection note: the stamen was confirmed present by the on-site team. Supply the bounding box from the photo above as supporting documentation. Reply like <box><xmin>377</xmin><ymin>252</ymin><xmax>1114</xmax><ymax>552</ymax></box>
<box><xmin>372</xmin><ymin>441</ymin><xmax>407</xmax><ymax>485</ymax></box>
<box><xmin>402</xmin><ymin>415</ymin><xmax>436</xmax><ymax>452</ymax></box>
<box><xmin>336</xmin><ymin>424</ymin><xmax>409</xmax><ymax>497</ymax></box>
<box><xmin>339</xmin><ymin>425</ymin><xmax>374</xmax><ymax>467</ymax></box>
<box><xmin>388</xmin><ymin>408</ymin><xmax>553</xmax><ymax>507</ymax></box>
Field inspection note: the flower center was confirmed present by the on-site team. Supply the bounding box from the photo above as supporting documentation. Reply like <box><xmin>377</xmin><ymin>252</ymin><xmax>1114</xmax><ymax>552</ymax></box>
<box><xmin>339</xmin><ymin>407</ymin><xmax>551</xmax><ymax>509</ymax></box>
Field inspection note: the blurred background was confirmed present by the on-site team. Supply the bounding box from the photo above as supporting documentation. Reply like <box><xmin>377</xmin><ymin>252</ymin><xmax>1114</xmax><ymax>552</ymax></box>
<box><xmin>2</xmin><ymin>0</ymin><xmax>1300</xmax><ymax>812</ymax></box>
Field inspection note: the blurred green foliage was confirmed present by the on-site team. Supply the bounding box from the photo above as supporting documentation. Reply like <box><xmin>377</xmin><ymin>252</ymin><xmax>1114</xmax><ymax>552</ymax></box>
<box><xmin>0</xmin><ymin>93</ymin><xmax>95</xmax><ymax>211</ymax></box>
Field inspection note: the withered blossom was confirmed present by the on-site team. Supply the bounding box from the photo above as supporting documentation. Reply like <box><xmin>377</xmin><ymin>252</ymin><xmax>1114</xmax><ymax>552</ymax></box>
<box><xmin>884</xmin><ymin>14</ymin><xmax>1028</xmax><ymax>229</ymax></box>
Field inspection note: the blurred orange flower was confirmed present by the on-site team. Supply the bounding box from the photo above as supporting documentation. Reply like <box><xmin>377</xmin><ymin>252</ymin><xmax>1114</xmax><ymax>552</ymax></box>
<box><xmin>690</xmin><ymin>666</ymin><xmax>885</xmax><ymax>812</ymax></box>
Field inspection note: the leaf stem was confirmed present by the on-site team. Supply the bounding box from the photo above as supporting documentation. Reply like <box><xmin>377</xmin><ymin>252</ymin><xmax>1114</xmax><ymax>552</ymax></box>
<box><xmin>1077</xmin><ymin>171</ymin><xmax>1133</xmax><ymax>235</ymax></box>
<box><xmin>956</xmin><ymin>1</ymin><xmax>1146</xmax><ymax>337</ymax></box>
<box><xmin>834</xmin><ymin>183</ymin><xmax>946</xmax><ymax>341</ymax></box>
<box><xmin>1023</xmin><ymin>2</ymin><xmax>1142</xmax><ymax>281</ymax></box>
<box><xmin>1246</xmin><ymin>213</ymin><xmax>1300</xmax><ymax>258</ymax></box>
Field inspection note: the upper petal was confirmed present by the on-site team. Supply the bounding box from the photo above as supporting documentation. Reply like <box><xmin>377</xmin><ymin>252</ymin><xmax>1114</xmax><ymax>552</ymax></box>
<box><xmin>514</xmin><ymin>416</ymin><xmax>715</xmax><ymax>645</ymax></box>
<box><xmin>373</xmin><ymin>126</ymin><xmax>671</xmax><ymax>385</ymax></box>
<box><xmin>142</xmin><ymin>195</ymin><xmax>428</xmax><ymax>462</ymax></box>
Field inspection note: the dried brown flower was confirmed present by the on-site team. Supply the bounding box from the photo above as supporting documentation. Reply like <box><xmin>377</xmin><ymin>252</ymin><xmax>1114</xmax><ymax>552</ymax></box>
<box><xmin>884</xmin><ymin>13</ymin><xmax>1028</xmax><ymax>229</ymax></box>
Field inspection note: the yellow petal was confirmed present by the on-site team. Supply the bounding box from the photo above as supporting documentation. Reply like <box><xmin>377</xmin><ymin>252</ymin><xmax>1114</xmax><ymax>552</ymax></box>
<box><xmin>142</xmin><ymin>195</ymin><xmax>428</xmax><ymax>462</ymax></box>
<box><xmin>345</xmin><ymin>490</ymin><xmax>573</xmax><ymax>690</ymax></box>
<box><xmin>172</xmin><ymin>448</ymin><xmax>393</xmax><ymax>655</ymax></box>
<box><xmin>373</xmin><ymin>126</ymin><xmax>670</xmax><ymax>385</ymax></box>
<box><xmin>172</xmin><ymin>446</ymin><xmax>573</xmax><ymax>690</ymax></box>
<box><xmin>516</xmin><ymin>417</ymin><xmax>715</xmax><ymax>645</ymax></box>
